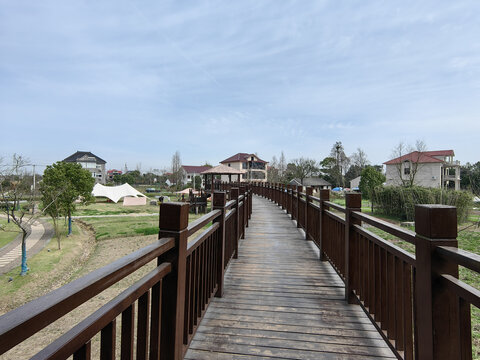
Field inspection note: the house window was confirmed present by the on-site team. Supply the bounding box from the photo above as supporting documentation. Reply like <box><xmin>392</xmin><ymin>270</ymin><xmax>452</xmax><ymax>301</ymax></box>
<box><xmin>242</xmin><ymin>163</ymin><xmax>248</xmax><ymax>169</ymax></box>
<box><xmin>404</xmin><ymin>161</ymin><xmax>410</xmax><ymax>175</ymax></box>
<box><xmin>228</xmin><ymin>163</ymin><xmax>231</xmax><ymax>167</ymax></box>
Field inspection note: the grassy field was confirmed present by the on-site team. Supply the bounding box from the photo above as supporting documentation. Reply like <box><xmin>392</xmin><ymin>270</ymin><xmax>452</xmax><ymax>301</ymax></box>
<box><xmin>73</xmin><ymin>201</ymin><xmax>159</xmax><ymax>216</ymax></box>
<box><xmin>0</xmin><ymin>221</ymin><xmax>95</xmax><ymax>314</ymax></box>
<box><xmin>79</xmin><ymin>212</ymin><xmax>208</xmax><ymax>240</ymax></box>
<box><xmin>0</xmin><ymin>219</ymin><xmax>21</xmax><ymax>249</ymax></box>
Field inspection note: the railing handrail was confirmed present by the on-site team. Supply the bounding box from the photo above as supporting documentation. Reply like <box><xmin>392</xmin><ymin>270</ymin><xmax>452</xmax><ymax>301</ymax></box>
<box><xmin>352</xmin><ymin>210</ymin><xmax>416</xmax><ymax>244</ymax></box>
<box><xmin>187</xmin><ymin>222</ymin><xmax>220</xmax><ymax>255</ymax></box>
<box><xmin>436</xmin><ymin>246</ymin><xmax>480</xmax><ymax>273</ymax></box>
<box><xmin>187</xmin><ymin>209</ymin><xmax>221</xmax><ymax>237</ymax></box>
<box><xmin>31</xmin><ymin>263</ymin><xmax>172</xmax><ymax>360</ymax></box>
<box><xmin>0</xmin><ymin>237</ymin><xmax>175</xmax><ymax>355</ymax></box>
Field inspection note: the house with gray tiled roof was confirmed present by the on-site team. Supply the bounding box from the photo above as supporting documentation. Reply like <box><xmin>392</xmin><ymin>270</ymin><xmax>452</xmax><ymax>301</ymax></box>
<box><xmin>63</xmin><ymin>151</ymin><xmax>107</xmax><ymax>184</ymax></box>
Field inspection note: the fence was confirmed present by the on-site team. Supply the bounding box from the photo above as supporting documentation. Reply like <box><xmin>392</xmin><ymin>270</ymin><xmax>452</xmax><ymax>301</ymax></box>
<box><xmin>252</xmin><ymin>181</ymin><xmax>479</xmax><ymax>360</ymax></box>
<box><xmin>0</xmin><ymin>187</ymin><xmax>252</xmax><ymax>360</ymax></box>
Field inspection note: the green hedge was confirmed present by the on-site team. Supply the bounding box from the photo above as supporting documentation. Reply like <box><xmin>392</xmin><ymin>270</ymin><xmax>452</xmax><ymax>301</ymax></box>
<box><xmin>373</xmin><ymin>186</ymin><xmax>473</xmax><ymax>222</ymax></box>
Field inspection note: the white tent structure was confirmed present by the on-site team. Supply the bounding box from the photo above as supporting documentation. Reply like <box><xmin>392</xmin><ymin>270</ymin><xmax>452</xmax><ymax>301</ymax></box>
<box><xmin>92</xmin><ymin>183</ymin><xmax>147</xmax><ymax>203</ymax></box>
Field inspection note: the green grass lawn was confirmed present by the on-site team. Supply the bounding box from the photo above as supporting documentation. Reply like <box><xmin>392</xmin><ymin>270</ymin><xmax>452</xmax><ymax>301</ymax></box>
<box><xmin>0</xmin><ymin>219</ymin><xmax>21</xmax><ymax>249</ymax></box>
<box><xmin>80</xmin><ymin>212</ymin><xmax>207</xmax><ymax>240</ymax></box>
<box><xmin>72</xmin><ymin>201</ymin><xmax>159</xmax><ymax>216</ymax></box>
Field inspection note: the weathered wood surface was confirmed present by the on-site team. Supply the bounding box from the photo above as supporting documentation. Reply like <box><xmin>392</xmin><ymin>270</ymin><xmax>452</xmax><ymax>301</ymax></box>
<box><xmin>185</xmin><ymin>195</ymin><xmax>395</xmax><ymax>359</ymax></box>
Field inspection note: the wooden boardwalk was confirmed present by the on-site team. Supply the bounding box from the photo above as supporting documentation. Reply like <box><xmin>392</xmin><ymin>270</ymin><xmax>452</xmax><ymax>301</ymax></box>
<box><xmin>185</xmin><ymin>195</ymin><xmax>396</xmax><ymax>359</ymax></box>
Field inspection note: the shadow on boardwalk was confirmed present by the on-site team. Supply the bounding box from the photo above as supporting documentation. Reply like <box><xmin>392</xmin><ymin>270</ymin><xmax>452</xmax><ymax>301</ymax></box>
<box><xmin>185</xmin><ymin>195</ymin><xmax>395</xmax><ymax>359</ymax></box>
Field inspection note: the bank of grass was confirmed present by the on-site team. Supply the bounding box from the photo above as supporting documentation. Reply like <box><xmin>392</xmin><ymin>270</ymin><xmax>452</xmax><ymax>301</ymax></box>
<box><xmin>0</xmin><ymin>219</ymin><xmax>21</xmax><ymax>249</ymax></box>
<box><xmin>0</xmin><ymin>222</ymin><xmax>95</xmax><ymax>314</ymax></box>
<box><xmin>80</xmin><ymin>212</ymin><xmax>207</xmax><ymax>240</ymax></box>
<box><xmin>73</xmin><ymin>201</ymin><xmax>158</xmax><ymax>216</ymax></box>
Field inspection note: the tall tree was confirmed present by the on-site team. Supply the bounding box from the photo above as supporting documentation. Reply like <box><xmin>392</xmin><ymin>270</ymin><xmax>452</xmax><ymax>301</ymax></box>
<box><xmin>279</xmin><ymin>151</ymin><xmax>287</xmax><ymax>182</ymax></box>
<box><xmin>461</xmin><ymin>161</ymin><xmax>480</xmax><ymax>196</ymax></box>
<box><xmin>287</xmin><ymin>158</ymin><xmax>319</xmax><ymax>185</ymax></box>
<box><xmin>391</xmin><ymin>140</ymin><xmax>427</xmax><ymax>187</ymax></box>
<box><xmin>171</xmin><ymin>151</ymin><xmax>182</xmax><ymax>189</ymax></box>
<box><xmin>319</xmin><ymin>157</ymin><xmax>336</xmax><ymax>185</ymax></box>
<box><xmin>41</xmin><ymin>161</ymin><xmax>95</xmax><ymax>240</ymax></box>
<box><xmin>267</xmin><ymin>156</ymin><xmax>280</xmax><ymax>183</ymax></box>
<box><xmin>359</xmin><ymin>166</ymin><xmax>386</xmax><ymax>212</ymax></box>
<box><xmin>330</xmin><ymin>141</ymin><xmax>349</xmax><ymax>187</ymax></box>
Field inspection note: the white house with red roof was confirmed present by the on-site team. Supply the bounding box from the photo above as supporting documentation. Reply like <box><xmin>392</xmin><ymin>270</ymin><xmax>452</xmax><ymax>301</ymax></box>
<box><xmin>220</xmin><ymin>153</ymin><xmax>268</xmax><ymax>182</ymax></box>
<box><xmin>384</xmin><ymin>150</ymin><xmax>460</xmax><ymax>190</ymax></box>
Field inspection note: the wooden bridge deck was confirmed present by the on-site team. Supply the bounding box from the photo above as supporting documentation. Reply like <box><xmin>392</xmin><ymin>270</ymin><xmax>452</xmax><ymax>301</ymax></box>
<box><xmin>185</xmin><ymin>195</ymin><xmax>396</xmax><ymax>359</ymax></box>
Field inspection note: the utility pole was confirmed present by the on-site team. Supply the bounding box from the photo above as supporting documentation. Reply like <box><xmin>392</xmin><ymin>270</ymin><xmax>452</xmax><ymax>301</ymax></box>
<box><xmin>32</xmin><ymin>164</ymin><xmax>36</xmax><ymax>213</ymax></box>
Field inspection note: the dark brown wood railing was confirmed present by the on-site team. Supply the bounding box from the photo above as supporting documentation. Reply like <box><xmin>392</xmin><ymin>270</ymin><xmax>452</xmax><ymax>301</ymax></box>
<box><xmin>0</xmin><ymin>186</ymin><xmax>252</xmax><ymax>360</ymax></box>
<box><xmin>253</xmin><ymin>181</ymin><xmax>480</xmax><ymax>360</ymax></box>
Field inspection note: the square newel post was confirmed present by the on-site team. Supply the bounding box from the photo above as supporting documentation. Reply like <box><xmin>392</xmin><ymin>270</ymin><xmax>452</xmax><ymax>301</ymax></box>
<box><xmin>345</xmin><ymin>193</ymin><xmax>361</xmax><ymax>304</ymax></box>
<box><xmin>305</xmin><ymin>187</ymin><xmax>313</xmax><ymax>240</ymax></box>
<box><xmin>158</xmin><ymin>202</ymin><xmax>189</xmax><ymax>360</ymax></box>
<box><xmin>318</xmin><ymin>189</ymin><xmax>330</xmax><ymax>261</ymax></box>
<box><xmin>231</xmin><ymin>188</ymin><xmax>240</xmax><ymax>259</ymax></box>
<box><xmin>287</xmin><ymin>185</ymin><xmax>292</xmax><ymax>215</ymax></box>
<box><xmin>296</xmin><ymin>186</ymin><xmax>301</xmax><ymax>228</ymax></box>
<box><xmin>415</xmin><ymin>205</ymin><xmax>460</xmax><ymax>360</ymax></box>
<box><xmin>213</xmin><ymin>192</ymin><xmax>227</xmax><ymax>298</ymax></box>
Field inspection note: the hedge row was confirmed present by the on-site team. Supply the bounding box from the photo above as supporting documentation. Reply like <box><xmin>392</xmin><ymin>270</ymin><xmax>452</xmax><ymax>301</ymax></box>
<box><xmin>373</xmin><ymin>186</ymin><xmax>472</xmax><ymax>222</ymax></box>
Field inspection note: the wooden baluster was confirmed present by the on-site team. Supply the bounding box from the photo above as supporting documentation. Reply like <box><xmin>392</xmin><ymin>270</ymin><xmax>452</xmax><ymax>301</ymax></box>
<box><xmin>231</xmin><ymin>188</ymin><xmax>240</xmax><ymax>259</ymax></box>
<box><xmin>345</xmin><ymin>193</ymin><xmax>361</xmax><ymax>304</ymax></box>
<box><xmin>296</xmin><ymin>186</ymin><xmax>301</xmax><ymax>228</ymax></box>
<box><xmin>305</xmin><ymin>187</ymin><xmax>312</xmax><ymax>240</ymax></box>
<box><xmin>415</xmin><ymin>204</ymin><xmax>460</xmax><ymax>360</ymax></box>
<box><xmin>318</xmin><ymin>189</ymin><xmax>329</xmax><ymax>261</ymax></box>
<box><xmin>239</xmin><ymin>186</ymin><xmax>247</xmax><ymax>238</ymax></box>
<box><xmin>213</xmin><ymin>192</ymin><xmax>226</xmax><ymax>298</ymax></box>
<box><xmin>121</xmin><ymin>305</ymin><xmax>134</xmax><ymax>360</ymax></box>
<box><xmin>158</xmin><ymin>202</ymin><xmax>189</xmax><ymax>360</ymax></box>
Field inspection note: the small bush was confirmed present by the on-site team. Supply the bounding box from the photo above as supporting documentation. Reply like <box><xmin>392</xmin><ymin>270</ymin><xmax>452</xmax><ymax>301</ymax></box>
<box><xmin>373</xmin><ymin>186</ymin><xmax>473</xmax><ymax>222</ymax></box>
<box><xmin>134</xmin><ymin>227</ymin><xmax>158</xmax><ymax>236</ymax></box>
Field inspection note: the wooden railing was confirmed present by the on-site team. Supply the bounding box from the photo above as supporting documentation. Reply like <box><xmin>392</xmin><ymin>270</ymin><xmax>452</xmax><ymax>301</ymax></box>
<box><xmin>253</xmin><ymin>181</ymin><xmax>480</xmax><ymax>360</ymax></box>
<box><xmin>0</xmin><ymin>186</ymin><xmax>252</xmax><ymax>360</ymax></box>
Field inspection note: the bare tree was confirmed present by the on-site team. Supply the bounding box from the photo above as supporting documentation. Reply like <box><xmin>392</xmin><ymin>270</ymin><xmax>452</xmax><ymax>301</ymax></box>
<box><xmin>0</xmin><ymin>154</ymin><xmax>58</xmax><ymax>275</ymax></box>
<box><xmin>171</xmin><ymin>151</ymin><xmax>182</xmax><ymax>189</ymax></box>
<box><xmin>279</xmin><ymin>151</ymin><xmax>287</xmax><ymax>182</ymax></box>
<box><xmin>288</xmin><ymin>158</ymin><xmax>319</xmax><ymax>185</ymax></box>
<box><xmin>351</xmin><ymin>148</ymin><xmax>370</xmax><ymax>169</ymax></box>
<box><xmin>391</xmin><ymin>140</ymin><xmax>427</xmax><ymax>187</ymax></box>
<box><xmin>267</xmin><ymin>156</ymin><xmax>280</xmax><ymax>183</ymax></box>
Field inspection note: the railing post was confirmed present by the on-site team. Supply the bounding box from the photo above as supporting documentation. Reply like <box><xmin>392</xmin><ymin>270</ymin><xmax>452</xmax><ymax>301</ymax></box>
<box><xmin>319</xmin><ymin>189</ymin><xmax>330</xmax><ymax>261</ymax></box>
<box><xmin>245</xmin><ymin>185</ymin><xmax>250</xmax><ymax>226</ymax></box>
<box><xmin>213</xmin><ymin>191</ymin><xmax>227</xmax><ymax>298</ymax></box>
<box><xmin>158</xmin><ymin>202</ymin><xmax>189</xmax><ymax>360</ymax></box>
<box><xmin>296</xmin><ymin>186</ymin><xmax>301</xmax><ymax>228</ymax></box>
<box><xmin>415</xmin><ymin>205</ymin><xmax>459</xmax><ymax>360</ymax></box>
<box><xmin>345</xmin><ymin>193</ymin><xmax>361</xmax><ymax>304</ymax></box>
<box><xmin>305</xmin><ymin>187</ymin><xmax>312</xmax><ymax>240</ymax></box>
<box><xmin>231</xmin><ymin>188</ymin><xmax>240</xmax><ymax>259</ymax></box>
<box><xmin>288</xmin><ymin>185</ymin><xmax>292</xmax><ymax>215</ymax></box>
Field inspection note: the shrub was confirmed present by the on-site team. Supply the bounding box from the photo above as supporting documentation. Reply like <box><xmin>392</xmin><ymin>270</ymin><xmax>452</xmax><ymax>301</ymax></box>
<box><xmin>373</xmin><ymin>186</ymin><xmax>473</xmax><ymax>222</ymax></box>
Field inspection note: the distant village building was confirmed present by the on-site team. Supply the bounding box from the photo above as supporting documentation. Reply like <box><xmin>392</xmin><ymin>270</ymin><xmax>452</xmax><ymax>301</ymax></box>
<box><xmin>350</xmin><ymin>176</ymin><xmax>361</xmax><ymax>190</ymax></box>
<box><xmin>107</xmin><ymin>169</ymin><xmax>122</xmax><ymax>182</ymax></box>
<box><xmin>63</xmin><ymin>151</ymin><xmax>107</xmax><ymax>184</ymax></box>
<box><xmin>290</xmin><ymin>177</ymin><xmax>331</xmax><ymax>190</ymax></box>
<box><xmin>181</xmin><ymin>165</ymin><xmax>211</xmax><ymax>188</ymax></box>
<box><xmin>384</xmin><ymin>150</ymin><xmax>460</xmax><ymax>190</ymax></box>
<box><xmin>220</xmin><ymin>153</ymin><xmax>268</xmax><ymax>182</ymax></box>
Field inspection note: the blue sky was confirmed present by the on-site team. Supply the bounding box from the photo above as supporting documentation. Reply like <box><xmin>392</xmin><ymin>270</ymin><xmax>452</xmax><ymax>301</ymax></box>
<box><xmin>1</xmin><ymin>1</ymin><xmax>479</xmax><ymax>172</ymax></box>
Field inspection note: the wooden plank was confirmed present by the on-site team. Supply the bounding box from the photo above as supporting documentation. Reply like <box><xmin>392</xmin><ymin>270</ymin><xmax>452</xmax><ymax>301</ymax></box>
<box><xmin>185</xmin><ymin>196</ymin><xmax>395</xmax><ymax>360</ymax></box>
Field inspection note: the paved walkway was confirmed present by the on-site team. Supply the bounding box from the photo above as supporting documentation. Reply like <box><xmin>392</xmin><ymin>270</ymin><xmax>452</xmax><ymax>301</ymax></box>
<box><xmin>185</xmin><ymin>195</ymin><xmax>395</xmax><ymax>359</ymax></box>
<box><xmin>0</xmin><ymin>219</ymin><xmax>53</xmax><ymax>275</ymax></box>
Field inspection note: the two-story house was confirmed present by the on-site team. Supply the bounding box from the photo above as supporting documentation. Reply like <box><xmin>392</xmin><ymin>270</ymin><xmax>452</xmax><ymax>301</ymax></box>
<box><xmin>63</xmin><ymin>151</ymin><xmax>107</xmax><ymax>184</ymax></box>
<box><xmin>220</xmin><ymin>153</ymin><xmax>268</xmax><ymax>182</ymax></box>
<box><xmin>384</xmin><ymin>150</ymin><xmax>460</xmax><ymax>190</ymax></box>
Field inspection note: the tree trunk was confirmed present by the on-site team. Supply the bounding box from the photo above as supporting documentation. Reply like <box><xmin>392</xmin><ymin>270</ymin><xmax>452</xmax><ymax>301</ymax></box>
<box><xmin>20</xmin><ymin>229</ymin><xmax>28</xmax><ymax>276</ymax></box>
<box><xmin>68</xmin><ymin>210</ymin><xmax>72</xmax><ymax>236</ymax></box>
